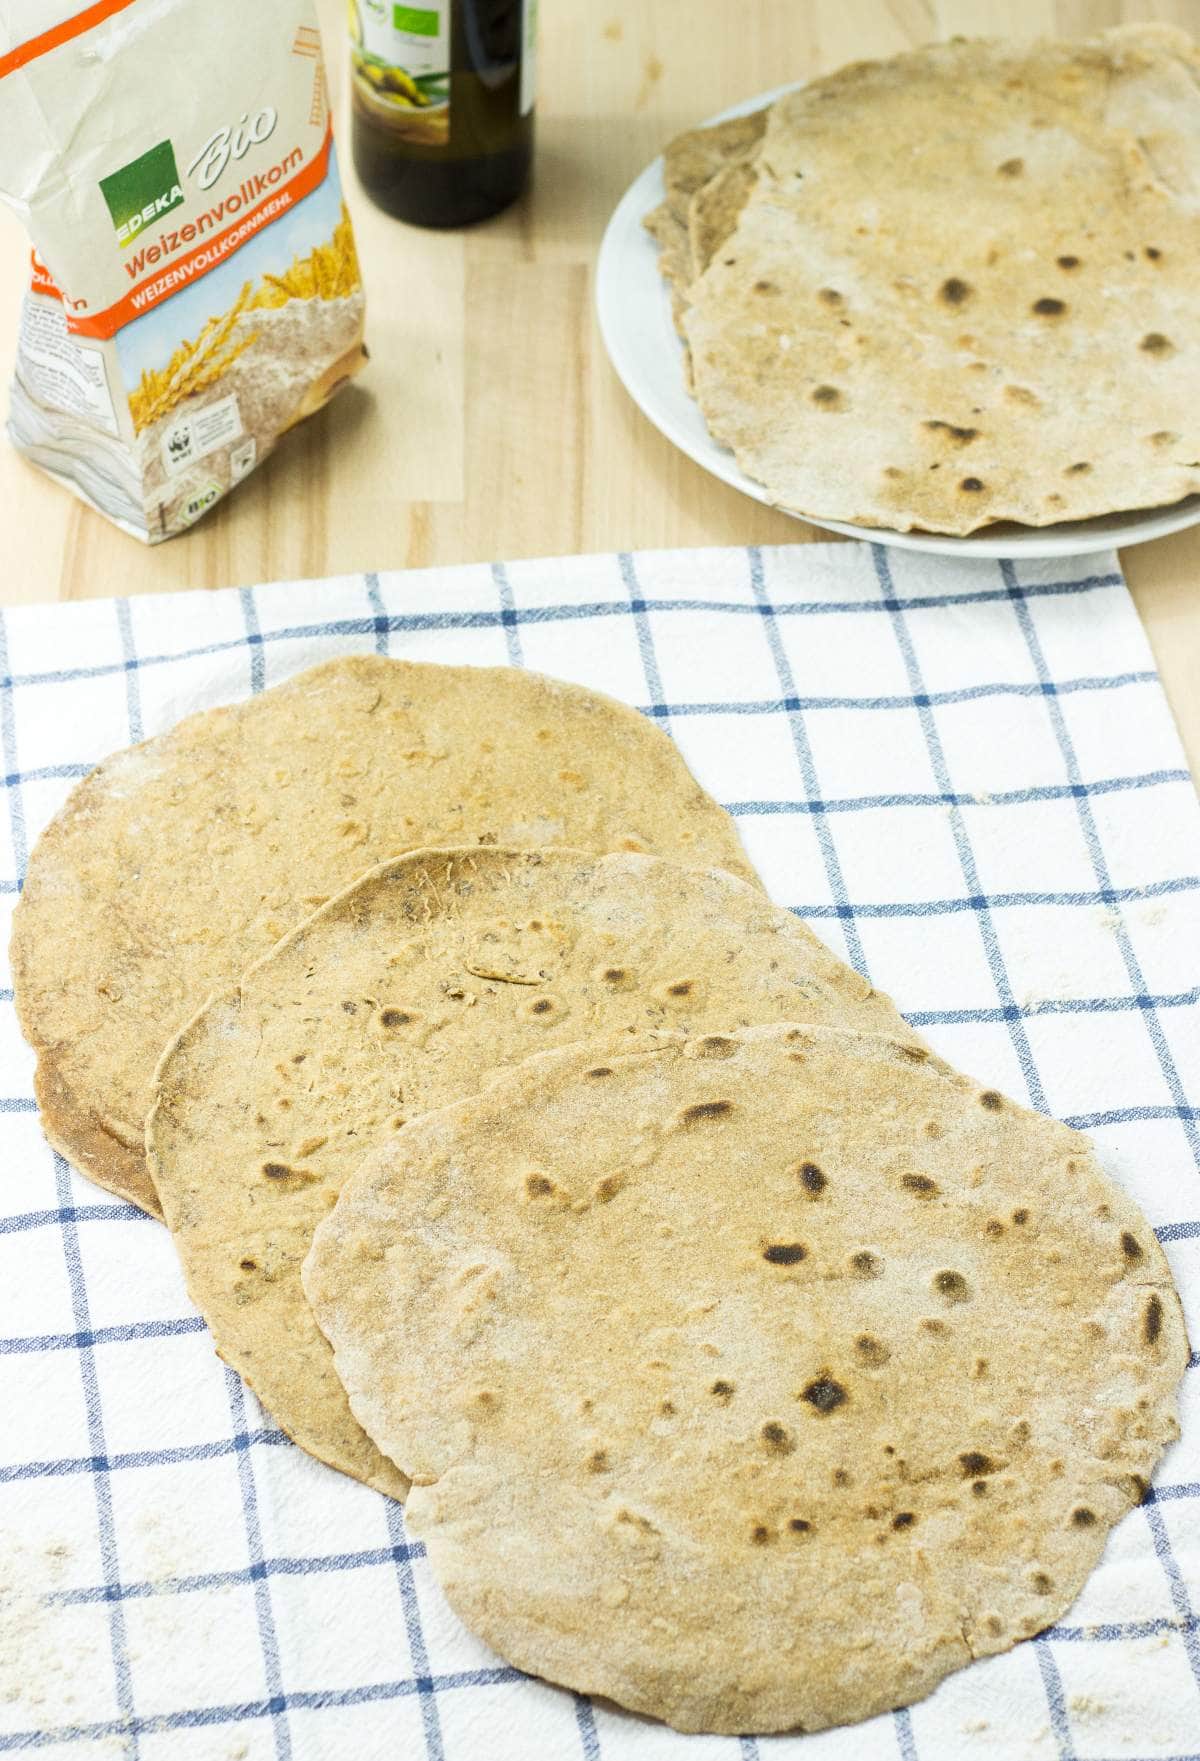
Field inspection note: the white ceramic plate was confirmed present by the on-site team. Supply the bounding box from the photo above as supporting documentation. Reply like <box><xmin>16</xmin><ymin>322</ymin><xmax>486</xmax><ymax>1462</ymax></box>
<box><xmin>596</xmin><ymin>87</ymin><xmax>1200</xmax><ymax>560</ymax></box>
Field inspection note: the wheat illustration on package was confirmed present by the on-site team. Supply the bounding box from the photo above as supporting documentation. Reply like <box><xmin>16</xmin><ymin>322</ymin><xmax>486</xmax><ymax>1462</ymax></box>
<box><xmin>0</xmin><ymin>0</ymin><xmax>367</xmax><ymax>541</ymax></box>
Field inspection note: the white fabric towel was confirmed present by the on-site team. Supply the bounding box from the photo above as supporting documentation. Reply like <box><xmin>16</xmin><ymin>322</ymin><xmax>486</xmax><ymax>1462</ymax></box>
<box><xmin>0</xmin><ymin>543</ymin><xmax>1197</xmax><ymax>1760</ymax></box>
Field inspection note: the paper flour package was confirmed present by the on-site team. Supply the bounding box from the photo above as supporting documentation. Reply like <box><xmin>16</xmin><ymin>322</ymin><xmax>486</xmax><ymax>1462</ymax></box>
<box><xmin>0</xmin><ymin>0</ymin><xmax>367</xmax><ymax>541</ymax></box>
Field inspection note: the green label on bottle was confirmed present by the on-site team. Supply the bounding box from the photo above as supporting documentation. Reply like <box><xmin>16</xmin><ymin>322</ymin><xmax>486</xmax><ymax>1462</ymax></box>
<box><xmin>393</xmin><ymin>5</ymin><xmax>438</xmax><ymax>33</ymax></box>
<box><xmin>352</xmin><ymin>0</ymin><xmax>450</xmax><ymax>140</ymax></box>
<box><xmin>520</xmin><ymin>0</ymin><xmax>537</xmax><ymax>115</ymax></box>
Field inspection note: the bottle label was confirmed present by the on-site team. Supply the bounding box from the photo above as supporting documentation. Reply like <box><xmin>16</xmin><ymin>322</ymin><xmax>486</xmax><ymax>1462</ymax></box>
<box><xmin>350</xmin><ymin>0</ymin><xmax>451</xmax><ymax>143</ymax></box>
<box><xmin>520</xmin><ymin>0</ymin><xmax>537</xmax><ymax>116</ymax></box>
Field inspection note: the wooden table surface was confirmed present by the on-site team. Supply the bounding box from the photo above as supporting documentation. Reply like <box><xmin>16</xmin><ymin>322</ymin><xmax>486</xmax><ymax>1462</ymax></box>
<box><xmin>0</xmin><ymin>0</ymin><xmax>1197</xmax><ymax>775</ymax></box>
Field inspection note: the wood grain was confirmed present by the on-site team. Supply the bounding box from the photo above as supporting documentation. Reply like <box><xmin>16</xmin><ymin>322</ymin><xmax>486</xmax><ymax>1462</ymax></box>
<box><xmin>0</xmin><ymin>0</ymin><xmax>1196</xmax><ymax>774</ymax></box>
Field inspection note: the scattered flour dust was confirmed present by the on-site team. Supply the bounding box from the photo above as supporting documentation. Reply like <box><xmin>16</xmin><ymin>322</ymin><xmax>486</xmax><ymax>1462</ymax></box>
<box><xmin>0</xmin><ymin>1537</ymin><xmax>129</xmax><ymax>1752</ymax></box>
<box><xmin>1069</xmin><ymin>1693</ymin><xmax>1108</xmax><ymax>1717</ymax></box>
<box><xmin>1096</xmin><ymin>900</ymin><xmax>1169</xmax><ymax>933</ymax></box>
<box><xmin>1011</xmin><ymin>890</ymin><xmax>1172</xmax><ymax>1010</ymax></box>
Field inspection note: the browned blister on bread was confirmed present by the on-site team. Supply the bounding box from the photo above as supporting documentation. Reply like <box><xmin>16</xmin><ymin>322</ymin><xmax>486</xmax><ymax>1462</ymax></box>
<box><xmin>148</xmin><ymin>848</ymin><xmax>917</xmax><ymax>1498</ymax></box>
<box><xmin>305</xmin><ymin>1024</ymin><xmax>1188</xmax><ymax>1733</ymax></box>
<box><xmin>683</xmin><ymin>27</ymin><xmax>1200</xmax><ymax>533</ymax></box>
<box><xmin>12</xmin><ymin>655</ymin><xmax>756</xmax><ymax>1214</ymax></box>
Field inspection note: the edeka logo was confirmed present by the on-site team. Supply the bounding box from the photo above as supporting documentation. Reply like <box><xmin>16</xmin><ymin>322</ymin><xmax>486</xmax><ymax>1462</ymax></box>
<box><xmin>99</xmin><ymin>141</ymin><xmax>185</xmax><ymax>250</ymax></box>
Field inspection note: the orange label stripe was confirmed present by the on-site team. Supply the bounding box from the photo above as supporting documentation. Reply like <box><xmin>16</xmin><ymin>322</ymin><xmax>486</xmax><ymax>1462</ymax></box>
<box><xmin>29</xmin><ymin>252</ymin><xmax>64</xmax><ymax>301</ymax></box>
<box><xmin>0</xmin><ymin>0</ymin><xmax>141</xmax><ymax>80</ymax></box>
<box><xmin>66</xmin><ymin>125</ymin><xmax>334</xmax><ymax>341</ymax></box>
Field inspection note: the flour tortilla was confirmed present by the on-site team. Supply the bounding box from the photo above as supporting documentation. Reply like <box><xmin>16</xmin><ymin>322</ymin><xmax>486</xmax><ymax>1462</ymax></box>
<box><xmin>685</xmin><ymin>26</ymin><xmax>1200</xmax><ymax>534</ymax></box>
<box><xmin>642</xmin><ymin>204</ymin><xmax>693</xmax><ymax>327</ymax></box>
<box><xmin>11</xmin><ymin>656</ymin><xmax>755</xmax><ymax>1217</ymax></box>
<box><xmin>658</xmin><ymin>109</ymin><xmax>767</xmax><ymax>231</ymax></box>
<box><xmin>642</xmin><ymin>205</ymin><xmax>694</xmax><ymax>354</ymax></box>
<box><xmin>688</xmin><ymin>153</ymin><xmax>760</xmax><ymax>278</ymax></box>
<box><xmin>304</xmin><ymin>1025</ymin><xmax>1187</xmax><ymax>1734</ymax></box>
<box><xmin>147</xmin><ymin>848</ymin><xmax>919</xmax><ymax>1499</ymax></box>
<box><xmin>643</xmin><ymin>110</ymin><xmax>767</xmax><ymax>339</ymax></box>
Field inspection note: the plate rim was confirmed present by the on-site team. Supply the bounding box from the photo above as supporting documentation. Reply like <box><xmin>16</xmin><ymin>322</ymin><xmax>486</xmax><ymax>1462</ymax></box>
<box><xmin>595</xmin><ymin>86</ymin><xmax>1200</xmax><ymax>561</ymax></box>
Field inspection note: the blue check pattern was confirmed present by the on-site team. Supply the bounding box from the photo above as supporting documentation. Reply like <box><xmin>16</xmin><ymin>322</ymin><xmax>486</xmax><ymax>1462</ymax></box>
<box><xmin>1</xmin><ymin>543</ymin><xmax>1197</xmax><ymax>1760</ymax></box>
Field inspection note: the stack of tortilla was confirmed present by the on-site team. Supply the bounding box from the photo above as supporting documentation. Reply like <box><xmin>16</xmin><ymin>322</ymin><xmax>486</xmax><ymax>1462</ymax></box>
<box><xmin>10</xmin><ymin>665</ymin><xmax>1188</xmax><ymax>1724</ymax></box>
<box><xmin>643</xmin><ymin>25</ymin><xmax>1200</xmax><ymax>535</ymax></box>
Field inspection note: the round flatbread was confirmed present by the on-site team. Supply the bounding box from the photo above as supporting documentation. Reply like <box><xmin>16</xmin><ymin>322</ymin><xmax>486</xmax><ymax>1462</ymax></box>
<box><xmin>684</xmin><ymin>26</ymin><xmax>1200</xmax><ymax>534</ymax></box>
<box><xmin>688</xmin><ymin>153</ymin><xmax>760</xmax><ymax>280</ymax></box>
<box><xmin>11</xmin><ymin>655</ymin><xmax>755</xmax><ymax>1216</ymax></box>
<box><xmin>147</xmin><ymin>848</ymin><xmax>918</xmax><ymax>1500</ymax></box>
<box><xmin>304</xmin><ymin>1025</ymin><xmax>1187</xmax><ymax>1734</ymax></box>
<box><xmin>659</xmin><ymin>109</ymin><xmax>766</xmax><ymax>231</ymax></box>
<box><xmin>644</xmin><ymin>110</ymin><xmax>768</xmax><ymax>350</ymax></box>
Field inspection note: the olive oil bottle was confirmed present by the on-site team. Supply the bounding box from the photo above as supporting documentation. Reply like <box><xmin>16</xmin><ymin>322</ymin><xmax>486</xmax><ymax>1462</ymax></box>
<box><xmin>349</xmin><ymin>0</ymin><xmax>535</xmax><ymax>227</ymax></box>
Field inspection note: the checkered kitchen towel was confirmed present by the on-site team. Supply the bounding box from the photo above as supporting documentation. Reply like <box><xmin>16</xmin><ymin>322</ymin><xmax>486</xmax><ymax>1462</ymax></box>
<box><xmin>1</xmin><ymin>544</ymin><xmax>1198</xmax><ymax>1761</ymax></box>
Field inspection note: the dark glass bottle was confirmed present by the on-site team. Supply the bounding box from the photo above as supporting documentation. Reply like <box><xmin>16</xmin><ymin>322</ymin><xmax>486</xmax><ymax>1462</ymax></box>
<box><xmin>349</xmin><ymin>0</ymin><xmax>534</xmax><ymax>228</ymax></box>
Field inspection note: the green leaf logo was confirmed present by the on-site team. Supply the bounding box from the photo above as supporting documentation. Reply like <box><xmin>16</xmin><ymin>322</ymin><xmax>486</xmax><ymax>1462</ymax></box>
<box><xmin>99</xmin><ymin>140</ymin><xmax>185</xmax><ymax>250</ymax></box>
<box><xmin>393</xmin><ymin>6</ymin><xmax>439</xmax><ymax>33</ymax></box>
